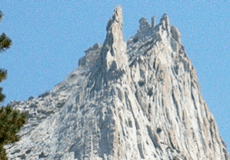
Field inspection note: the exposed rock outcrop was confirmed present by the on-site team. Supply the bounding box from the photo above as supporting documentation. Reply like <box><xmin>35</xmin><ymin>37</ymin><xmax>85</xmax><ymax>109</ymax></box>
<box><xmin>5</xmin><ymin>6</ymin><xmax>229</xmax><ymax>160</ymax></box>
<box><xmin>101</xmin><ymin>6</ymin><xmax>127</xmax><ymax>72</ymax></box>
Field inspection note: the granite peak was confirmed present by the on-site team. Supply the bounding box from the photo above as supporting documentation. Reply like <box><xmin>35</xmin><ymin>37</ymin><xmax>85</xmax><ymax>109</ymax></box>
<box><xmin>4</xmin><ymin>6</ymin><xmax>229</xmax><ymax>160</ymax></box>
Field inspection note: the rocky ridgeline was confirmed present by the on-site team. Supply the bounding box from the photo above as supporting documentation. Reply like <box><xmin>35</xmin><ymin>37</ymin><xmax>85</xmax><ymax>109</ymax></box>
<box><xmin>5</xmin><ymin>6</ymin><xmax>229</xmax><ymax>160</ymax></box>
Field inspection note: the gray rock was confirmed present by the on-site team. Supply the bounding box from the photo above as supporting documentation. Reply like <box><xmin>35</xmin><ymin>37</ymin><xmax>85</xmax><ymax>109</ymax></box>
<box><xmin>5</xmin><ymin>6</ymin><xmax>229</xmax><ymax>160</ymax></box>
<box><xmin>136</xmin><ymin>18</ymin><xmax>153</xmax><ymax>42</ymax></box>
<box><xmin>101</xmin><ymin>6</ymin><xmax>127</xmax><ymax>72</ymax></box>
<box><xmin>171</xmin><ymin>26</ymin><xmax>181</xmax><ymax>44</ymax></box>
<box><xmin>78</xmin><ymin>43</ymin><xmax>102</xmax><ymax>68</ymax></box>
<box><xmin>151</xmin><ymin>16</ymin><xmax>156</xmax><ymax>29</ymax></box>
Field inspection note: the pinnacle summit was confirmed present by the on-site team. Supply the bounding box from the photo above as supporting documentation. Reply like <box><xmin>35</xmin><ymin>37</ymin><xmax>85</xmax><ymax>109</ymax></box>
<box><xmin>101</xmin><ymin>6</ymin><xmax>127</xmax><ymax>72</ymax></box>
<box><xmin>4</xmin><ymin>6</ymin><xmax>229</xmax><ymax>160</ymax></box>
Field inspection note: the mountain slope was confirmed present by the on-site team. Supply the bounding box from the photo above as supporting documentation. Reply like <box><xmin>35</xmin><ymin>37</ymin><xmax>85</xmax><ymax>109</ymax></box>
<box><xmin>5</xmin><ymin>6</ymin><xmax>229</xmax><ymax>160</ymax></box>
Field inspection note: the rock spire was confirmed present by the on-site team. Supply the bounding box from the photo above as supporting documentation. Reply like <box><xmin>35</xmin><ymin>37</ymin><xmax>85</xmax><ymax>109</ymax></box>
<box><xmin>100</xmin><ymin>6</ymin><xmax>127</xmax><ymax>72</ymax></box>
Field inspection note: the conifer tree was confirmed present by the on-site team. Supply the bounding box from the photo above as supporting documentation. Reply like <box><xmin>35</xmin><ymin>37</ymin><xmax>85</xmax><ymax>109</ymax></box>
<box><xmin>0</xmin><ymin>10</ymin><xmax>27</xmax><ymax>160</ymax></box>
<box><xmin>0</xmin><ymin>10</ymin><xmax>11</xmax><ymax>103</ymax></box>
<box><xmin>0</xmin><ymin>11</ymin><xmax>11</xmax><ymax>53</ymax></box>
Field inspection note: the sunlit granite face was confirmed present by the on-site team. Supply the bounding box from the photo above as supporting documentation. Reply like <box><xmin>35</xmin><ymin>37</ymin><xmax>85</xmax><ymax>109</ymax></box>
<box><xmin>5</xmin><ymin>6</ymin><xmax>229</xmax><ymax>160</ymax></box>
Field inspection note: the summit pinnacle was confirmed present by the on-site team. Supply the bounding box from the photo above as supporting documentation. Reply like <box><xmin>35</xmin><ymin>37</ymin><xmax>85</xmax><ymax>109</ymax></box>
<box><xmin>4</xmin><ymin>6</ymin><xmax>229</xmax><ymax>160</ymax></box>
<box><xmin>101</xmin><ymin>6</ymin><xmax>127</xmax><ymax>72</ymax></box>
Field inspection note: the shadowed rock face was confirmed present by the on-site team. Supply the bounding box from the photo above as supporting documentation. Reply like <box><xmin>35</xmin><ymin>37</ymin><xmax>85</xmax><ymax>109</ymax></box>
<box><xmin>5</xmin><ymin>6</ymin><xmax>229</xmax><ymax>160</ymax></box>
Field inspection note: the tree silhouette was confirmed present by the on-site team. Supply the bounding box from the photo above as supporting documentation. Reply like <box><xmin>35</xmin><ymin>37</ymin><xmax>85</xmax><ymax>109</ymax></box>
<box><xmin>0</xmin><ymin>10</ymin><xmax>12</xmax><ymax>104</ymax></box>
<box><xmin>0</xmin><ymin>10</ymin><xmax>27</xmax><ymax>160</ymax></box>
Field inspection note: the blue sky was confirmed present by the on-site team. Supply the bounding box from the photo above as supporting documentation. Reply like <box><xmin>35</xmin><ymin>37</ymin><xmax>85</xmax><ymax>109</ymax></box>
<box><xmin>0</xmin><ymin>1</ymin><xmax>229</xmax><ymax>152</ymax></box>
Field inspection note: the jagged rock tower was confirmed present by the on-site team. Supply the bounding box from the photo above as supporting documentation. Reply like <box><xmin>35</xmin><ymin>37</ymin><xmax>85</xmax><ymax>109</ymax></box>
<box><xmin>5</xmin><ymin>6</ymin><xmax>229</xmax><ymax>160</ymax></box>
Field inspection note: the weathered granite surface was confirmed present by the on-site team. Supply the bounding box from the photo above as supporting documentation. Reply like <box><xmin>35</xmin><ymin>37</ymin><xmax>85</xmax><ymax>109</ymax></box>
<box><xmin>5</xmin><ymin>6</ymin><xmax>229</xmax><ymax>160</ymax></box>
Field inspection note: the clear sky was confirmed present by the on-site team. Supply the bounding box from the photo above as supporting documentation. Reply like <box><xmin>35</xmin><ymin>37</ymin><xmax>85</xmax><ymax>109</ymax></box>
<box><xmin>0</xmin><ymin>0</ymin><xmax>229</xmax><ymax>152</ymax></box>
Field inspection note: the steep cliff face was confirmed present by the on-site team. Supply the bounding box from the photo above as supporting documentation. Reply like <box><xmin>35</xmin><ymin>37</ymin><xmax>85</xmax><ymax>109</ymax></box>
<box><xmin>5</xmin><ymin>6</ymin><xmax>229</xmax><ymax>160</ymax></box>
